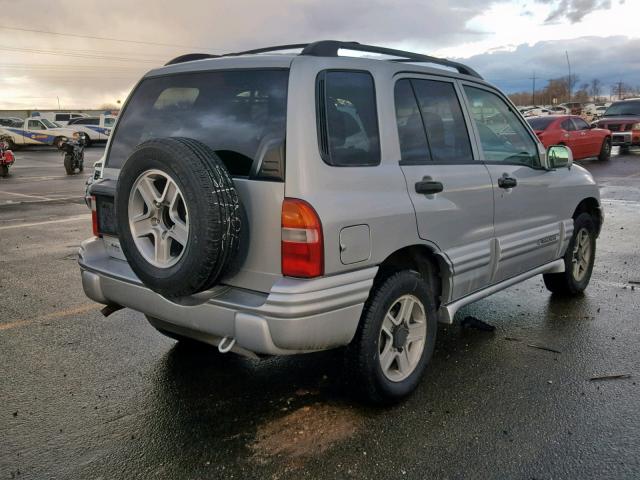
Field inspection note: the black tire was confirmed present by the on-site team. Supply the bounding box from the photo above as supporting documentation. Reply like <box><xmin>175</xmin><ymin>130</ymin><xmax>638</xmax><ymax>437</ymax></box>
<box><xmin>116</xmin><ymin>137</ymin><xmax>241</xmax><ymax>298</ymax></box>
<box><xmin>0</xmin><ymin>165</ymin><xmax>8</xmax><ymax>177</ymax></box>
<box><xmin>543</xmin><ymin>212</ymin><xmax>596</xmax><ymax>295</ymax></box>
<box><xmin>598</xmin><ymin>138</ymin><xmax>611</xmax><ymax>161</ymax></box>
<box><xmin>63</xmin><ymin>155</ymin><xmax>74</xmax><ymax>175</ymax></box>
<box><xmin>346</xmin><ymin>270</ymin><xmax>438</xmax><ymax>404</ymax></box>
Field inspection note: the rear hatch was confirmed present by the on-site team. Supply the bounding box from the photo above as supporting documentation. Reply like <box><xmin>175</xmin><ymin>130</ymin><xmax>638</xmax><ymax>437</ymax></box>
<box><xmin>93</xmin><ymin>64</ymin><xmax>290</xmax><ymax>293</ymax></box>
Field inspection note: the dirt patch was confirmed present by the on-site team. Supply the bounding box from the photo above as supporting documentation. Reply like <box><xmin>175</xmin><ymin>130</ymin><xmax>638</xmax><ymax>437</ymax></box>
<box><xmin>250</xmin><ymin>403</ymin><xmax>362</xmax><ymax>465</ymax></box>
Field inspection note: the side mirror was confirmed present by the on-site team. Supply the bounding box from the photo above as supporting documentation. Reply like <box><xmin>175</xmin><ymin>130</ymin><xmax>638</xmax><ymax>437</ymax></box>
<box><xmin>547</xmin><ymin>145</ymin><xmax>573</xmax><ymax>169</ymax></box>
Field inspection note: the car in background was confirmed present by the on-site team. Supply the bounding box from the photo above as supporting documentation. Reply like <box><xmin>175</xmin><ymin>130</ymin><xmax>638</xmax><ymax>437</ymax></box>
<box><xmin>593</xmin><ymin>100</ymin><xmax>640</xmax><ymax>153</ymax></box>
<box><xmin>67</xmin><ymin>115</ymin><xmax>116</xmax><ymax>146</ymax></box>
<box><xmin>38</xmin><ymin>112</ymin><xmax>88</xmax><ymax>126</ymax></box>
<box><xmin>527</xmin><ymin>115</ymin><xmax>611</xmax><ymax>161</ymax></box>
<box><xmin>523</xmin><ymin>107</ymin><xmax>552</xmax><ymax>117</ymax></box>
<box><xmin>591</xmin><ymin>106</ymin><xmax>607</xmax><ymax>119</ymax></box>
<box><xmin>0</xmin><ymin>117</ymin><xmax>23</xmax><ymax>127</ymax></box>
<box><xmin>549</xmin><ymin>106</ymin><xmax>570</xmax><ymax>115</ymax></box>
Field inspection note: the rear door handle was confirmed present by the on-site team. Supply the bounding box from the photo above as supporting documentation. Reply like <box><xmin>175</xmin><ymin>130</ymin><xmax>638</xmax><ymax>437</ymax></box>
<box><xmin>415</xmin><ymin>180</ymin><xmax>444</xmax><ymax>195</ymax></box>
<box><xmin>498</xmin><ymin>176</ymin><xmax>517</xmax><ymax>189</ymax></box>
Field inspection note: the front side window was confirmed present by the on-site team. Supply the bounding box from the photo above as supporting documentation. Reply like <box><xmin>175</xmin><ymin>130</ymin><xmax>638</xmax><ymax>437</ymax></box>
<box><xmin>561</xmin><ymin>119</ymin><xmax>576</xmax><ymax>131</ymax></box>
<box><xmin>412</xmin><ymin>79</ymin><xmax>473</xmax><ymax>163</ymax></box>
<box><xmin>317</xmin><ymin>70</ymin><xmax>380</xmax><ymax>166</ymax></box>
<box><xmin>464</xmin><ymin>86</ymin><xmax>539</xmax><ymax>167</ymax></box>
<box><xmin>107</xmin><ymin>69</ymin><xmax>288</xmax><ymax>177</ymax></box>
<box><xmin>104</xmin><ymin>117</ymin><xmax>115</xmax><ymax>127</ymax></box>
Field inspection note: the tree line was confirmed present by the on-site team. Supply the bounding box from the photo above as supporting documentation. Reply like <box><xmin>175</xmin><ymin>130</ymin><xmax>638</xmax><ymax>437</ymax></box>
<box><xmin>508</xmin><ymin>76</ymin><xmax>640</xmax><ymax>106</ymax></box>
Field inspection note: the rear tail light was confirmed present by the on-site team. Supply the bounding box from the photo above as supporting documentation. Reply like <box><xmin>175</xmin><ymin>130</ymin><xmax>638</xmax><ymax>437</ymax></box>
<box><xmin>90</xmin><ymin>195</ymin><xmax>100</xmax><ymax>237</ymax></box>
<box><xmin>281</xmin><ymin>198</ymin><xmax>323</xmax><ymax>278</ymax></box>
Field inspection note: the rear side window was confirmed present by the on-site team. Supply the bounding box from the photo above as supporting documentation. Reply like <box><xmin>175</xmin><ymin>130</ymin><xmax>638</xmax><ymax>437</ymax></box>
<box><xmin>411</xmin><ymin>79</ymin><xmax>473</xmax><ymax>163</ymax></box>
<box><xmin>316</xmin><ymin>70</ymin><xmax>380</xmax><ymax>166</ymax></box>
<box><xmin>572</xmin><ymin>117</ymin><xmax>590</xmax><ymax>130</ymax></box>
<box><xmin>394</xmin><ymin>79</ymin><xmax>430</xmax><ymax>163</ymax></box>
<box><xmin>527</xmin><ymin>116</ymin><xmax>555</xmax><ymax>131</ymax></box>
<box><xmin>107</xmin><ymin>69</ymin><xmax>288</xmax><ymax>178</ymax></box>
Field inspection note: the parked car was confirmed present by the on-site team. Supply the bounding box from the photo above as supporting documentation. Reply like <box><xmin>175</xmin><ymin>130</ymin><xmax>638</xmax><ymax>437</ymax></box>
<box><xmin>0</xmin><ymin>117</ymin><xmax>23</xmax><ymax>127</ymax></box>
<box><xmin>560</xmin><ymin>102</ymin><xmax>584</xmax><ymax>115</ymax></box>
<box><xmin>591</xmin><ymin>106</ymin><xmax>608</xmax><ymax>119</ymax></box>
<box><xmin>523</xmin><ymin>107</ymin><xmax>552</xmax><ymax>117</ymax></box>
<box><xmin>37</xmin><ymin>112</ymin><xmax>88</xmax><ymax>126</ymax></box>
<box><xmin>549</xmin><ymin>106</ymin><xmax>570</xmax><ymax>115</ymax></box>
<box><xmin>0</xmin><ymin>117</ymin><xmax>79</xmax><ymax>149</ymax></box>
<box><xmin>79</xmin><ymin>41</ymin><xmax>603</xmax><ymax>403</ymax></box>
<box><xmin>67</xmin><ymin>115</ymin><xmax>116</xmax><ymax>146</ymax></box>
<box><xmin>593</xmin><ymin>100</ymin><xmax>640</xmax><ymax>153</ymax></box>
<box><xmin>527</xmin><ymin>115</ymin><xmax>611</xmax><ymax>161</ymax></box>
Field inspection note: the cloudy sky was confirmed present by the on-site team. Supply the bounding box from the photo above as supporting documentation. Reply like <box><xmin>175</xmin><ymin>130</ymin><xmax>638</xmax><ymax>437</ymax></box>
<box><xmin>0</xmin><ymin>0</ymin><xmax>638</xmax><ymax>109</ymax></box>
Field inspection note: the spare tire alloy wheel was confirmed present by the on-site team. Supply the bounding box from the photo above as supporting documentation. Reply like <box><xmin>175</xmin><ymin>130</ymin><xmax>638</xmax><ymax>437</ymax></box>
<box><xmin>128</xmin><ymin>169</ymin><xmax>189</xmax><ymax>268</ymax></box>
<box><xmin>116</xmin><ymin>138</ymin><xmax>241</xmax><ymax>298</ymax></box>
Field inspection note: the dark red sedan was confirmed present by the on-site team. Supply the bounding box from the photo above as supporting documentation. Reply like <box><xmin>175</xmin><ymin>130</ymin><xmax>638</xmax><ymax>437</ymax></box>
<box><xmin>527</xmin><ymin>115</ymin><xmax>612</xmax><ymax>161</ymax></box>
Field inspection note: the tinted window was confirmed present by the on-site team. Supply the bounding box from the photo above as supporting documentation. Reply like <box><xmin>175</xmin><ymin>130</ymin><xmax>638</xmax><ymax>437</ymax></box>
<box><xmin>527</xmin><ymin>117</ymin><xmax>555</xmax><ymax>130</ymax></box>
<box><xmin>394</xmin><ymin>79</ymin><xmax>430</xmax><ymax>163</ymax></box>
<box><xmin>464</xmin><ymin>86</ymin><xmax>539</xmax><ymax>167</ymax></box>
<box><xmin>317</xmin><ymin>71</ymin><xmax>380</xmax><ymax>166</ymax></box>
<box><xmin>104</xmin><ymin>117</ymin><xmax>115</xmax><ymax>127</ymax></box>
<box><xmin>412</xmin><ymin>79</ymin><xmax>473</xmax><ymax>163</ymax></box>
<box><xmin>560</xmin><ymin>119</ymin><xmax>575</xmax><ymax>131</ymax></box>
<box><xmin>28</xmin><ymin>120</ymin><xmax>43</xmax><ymax>130</ymax></box>
<box><xmin>107</xmin><ymin>70</ymin><xmax>288</xmax><ymax>177</ymax></box>
<box><xmin>572</xmin><ymin>117</ymin><xmax>590</xmax><ymax>130</ymax></box>
<box><xmin>55</xmin><ymin>114</ymin><xmax>70</xmax><ymax>121</ymax></box>
<box><xmin>604</xmin><ymin>101</ymin><xmax>640</xmax><ymax>116</ymax></box>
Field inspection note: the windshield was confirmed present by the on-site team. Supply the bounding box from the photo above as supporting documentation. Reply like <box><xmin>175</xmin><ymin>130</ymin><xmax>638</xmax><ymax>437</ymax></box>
<box><xmin>603</xmin><ymin>100</ymin><xmax>640</xmax><ymax>116</ymax></box>
<box><xmin>527</xmin><ymin>117</ymin><xmax>556</xmax><ymax>130</ymax></box>
<box><xmin>41</xmin><ymin>119</ymin><xmax>58</xmax><ymax>128</ymax></box>
<box><xmin>106</xmin><ymin>69</ymin><xmax>288</xmax><ymax>177</ymax></box>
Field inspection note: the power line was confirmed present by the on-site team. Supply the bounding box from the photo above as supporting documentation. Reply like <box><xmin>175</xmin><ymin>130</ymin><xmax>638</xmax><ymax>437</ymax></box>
<box><xmin>0</xmin><ymin>24</ymin><xmax>218</xmax><ymax>51</ymax></box>
<box><xmin>0</xmin><ymin>45</ymin><xmax>160</xmax><ymax>63</ymax></box>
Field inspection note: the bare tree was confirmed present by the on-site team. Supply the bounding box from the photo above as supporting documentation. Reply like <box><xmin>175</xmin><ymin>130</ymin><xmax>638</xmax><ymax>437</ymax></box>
<box><xmin>590</xmin><ymin>79</ymin><xmax>602</xmax><ymax>101</ymax></box>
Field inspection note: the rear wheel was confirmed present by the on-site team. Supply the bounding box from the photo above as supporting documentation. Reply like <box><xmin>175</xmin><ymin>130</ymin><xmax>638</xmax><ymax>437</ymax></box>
<box><xmin>63</xmin><ymin>154</ymin><xmax>74</xmax><ymax>175</ymax></box>
<box><xmin>598</xmin><ymin>138</ymin><xmax>611</xmax><ymax>161</ymax></box>
<box><xmin>346</xmin><ymin>270</ymin><xmax>438</xmax><ymax>404</ymax></box>
<box><xmin>543</xmin><ymin>212</ymin><xmax>596</xmax><ymax>295</ymax></box>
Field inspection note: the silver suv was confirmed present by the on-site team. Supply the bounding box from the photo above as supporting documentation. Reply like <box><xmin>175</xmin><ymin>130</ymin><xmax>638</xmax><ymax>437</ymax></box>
<box><xmin>79</xmin><ymin>41</ymin><xmax>602</xmax><ymax>403</ymax></box>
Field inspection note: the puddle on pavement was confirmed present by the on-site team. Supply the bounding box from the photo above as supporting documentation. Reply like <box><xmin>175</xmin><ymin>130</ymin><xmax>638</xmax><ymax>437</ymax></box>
<box><xmin>250</xmin><ymin>403</ymin><xmax>362</xmax><ymax>467</ymax></box>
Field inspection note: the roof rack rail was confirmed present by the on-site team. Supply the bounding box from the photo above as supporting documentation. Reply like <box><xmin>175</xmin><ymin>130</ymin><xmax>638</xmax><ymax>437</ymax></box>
<box><xmin>164</xmin><ymin>40</ymin><xmax>482</xmax><ymax>79</ymax></box>
<box><xmin>301</xmin><ymin>41</ymin><xmax>482</xmax><ymax>79</ymax></box>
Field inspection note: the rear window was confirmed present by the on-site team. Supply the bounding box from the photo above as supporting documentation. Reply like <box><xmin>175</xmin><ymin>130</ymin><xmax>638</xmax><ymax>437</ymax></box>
<box><xmin>106</xmin><ymin>69</ymin><xmax>288</xmax><ymax>178</ymax></box>
<box><xmin>527</xmin><ymin>117</ymin><xmax>555</xmax><ymax>130</ymax></box>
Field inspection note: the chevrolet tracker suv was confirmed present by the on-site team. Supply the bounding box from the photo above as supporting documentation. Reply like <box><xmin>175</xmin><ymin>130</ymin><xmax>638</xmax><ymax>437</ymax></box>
<box><xmin>594</xmin><ymin>99</ymin><xmax>640</xmax><ymax>153</ymax></box>
<box><xmin>79</xmin><ymin>41</ymin><xmax>603</xmax><ymax>403</ymax></box>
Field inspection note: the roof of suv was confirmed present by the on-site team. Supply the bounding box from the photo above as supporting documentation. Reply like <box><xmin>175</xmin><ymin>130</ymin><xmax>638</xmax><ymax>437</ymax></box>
<box><xmin>149</xmin><ymin>40</ymin><xmax>486</xmax><ymax>84</ymax></box>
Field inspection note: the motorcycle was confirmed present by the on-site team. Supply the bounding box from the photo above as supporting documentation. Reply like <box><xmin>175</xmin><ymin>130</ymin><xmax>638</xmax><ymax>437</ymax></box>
<box><xmin>56</xmin><ymin>132</ymin><xmax>86</xmax><ymax>175</ymax></box>
<box><xmin>0</xmin><ymin>139</ymin><xmax>15</xmax><ymax>177</ymax></box>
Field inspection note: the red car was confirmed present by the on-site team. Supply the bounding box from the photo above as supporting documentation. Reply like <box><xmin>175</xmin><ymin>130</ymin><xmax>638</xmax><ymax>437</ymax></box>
<box><xmin>527</xmin><ymin>115</ymin><xmax>611</xmax><ymax>161</ymax></box>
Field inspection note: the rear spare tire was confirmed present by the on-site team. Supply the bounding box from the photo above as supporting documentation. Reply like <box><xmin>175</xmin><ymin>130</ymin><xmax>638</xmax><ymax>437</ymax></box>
<box><xmin>116</xmin><ymin>138</ymin><xmax>241</xmax><ymax>298</ymax></box>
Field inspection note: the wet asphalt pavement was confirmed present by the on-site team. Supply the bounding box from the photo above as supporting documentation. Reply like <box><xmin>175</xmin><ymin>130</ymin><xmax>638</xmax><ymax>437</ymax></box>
<box><xmin>1</xmin><ymin>147</ymin><xmax>639</xmax><ymax>479</ymax></box>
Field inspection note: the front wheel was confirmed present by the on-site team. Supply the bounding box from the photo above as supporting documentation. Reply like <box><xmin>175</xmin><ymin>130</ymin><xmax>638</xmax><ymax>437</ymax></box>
<box><xmin>346</xmin><ymin>270</ymin><xmax>438</xmax><ymax>404</ymax></box>
<box><xmin>598</xmin><ymin>138</ymin><xmax>611</xmax><ymax>161</ymax></box>
<box><xmin>543</xmin><ymin>212</ymin><xmax>596</xmax><ymax>295</ymax></box>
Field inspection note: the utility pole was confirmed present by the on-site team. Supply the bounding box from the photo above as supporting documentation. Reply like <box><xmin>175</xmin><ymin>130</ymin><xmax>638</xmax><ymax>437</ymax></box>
<box><xmin>617</xmin><ymin>81</ymin><xmax>624</xmax><ymax>100</ymax></box>
<box><xmin>565</xmin><ymin>51</ymin><xmax>572</xmax><ymax>102</ymax></box>
<box><xmin>57</xmin><ymin>96</ymin><xmax>61</xmax><ymax>110</ymax></box>
<box><xmin>529</xmin><ymin>71</ymin><xmax>537</xmax><ymax>105</ymax></box>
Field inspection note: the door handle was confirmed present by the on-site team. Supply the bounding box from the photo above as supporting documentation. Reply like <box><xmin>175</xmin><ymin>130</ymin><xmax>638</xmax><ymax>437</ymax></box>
<box><xmin>498</xmin><ymin>175</ymin><xmax>517</xmax><ymax>189</ymax></box>
<box><xmin>415</xmin><ymin>180</ymin><xmax>444</xmax><ymax>195</ymax></box>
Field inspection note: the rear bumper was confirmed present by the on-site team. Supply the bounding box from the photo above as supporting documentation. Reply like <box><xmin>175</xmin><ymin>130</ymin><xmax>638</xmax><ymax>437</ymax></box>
<box><xmin>78</xmin><ymin>237</ymin><xmax>376</xmax><ymax>356</ymax></box>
